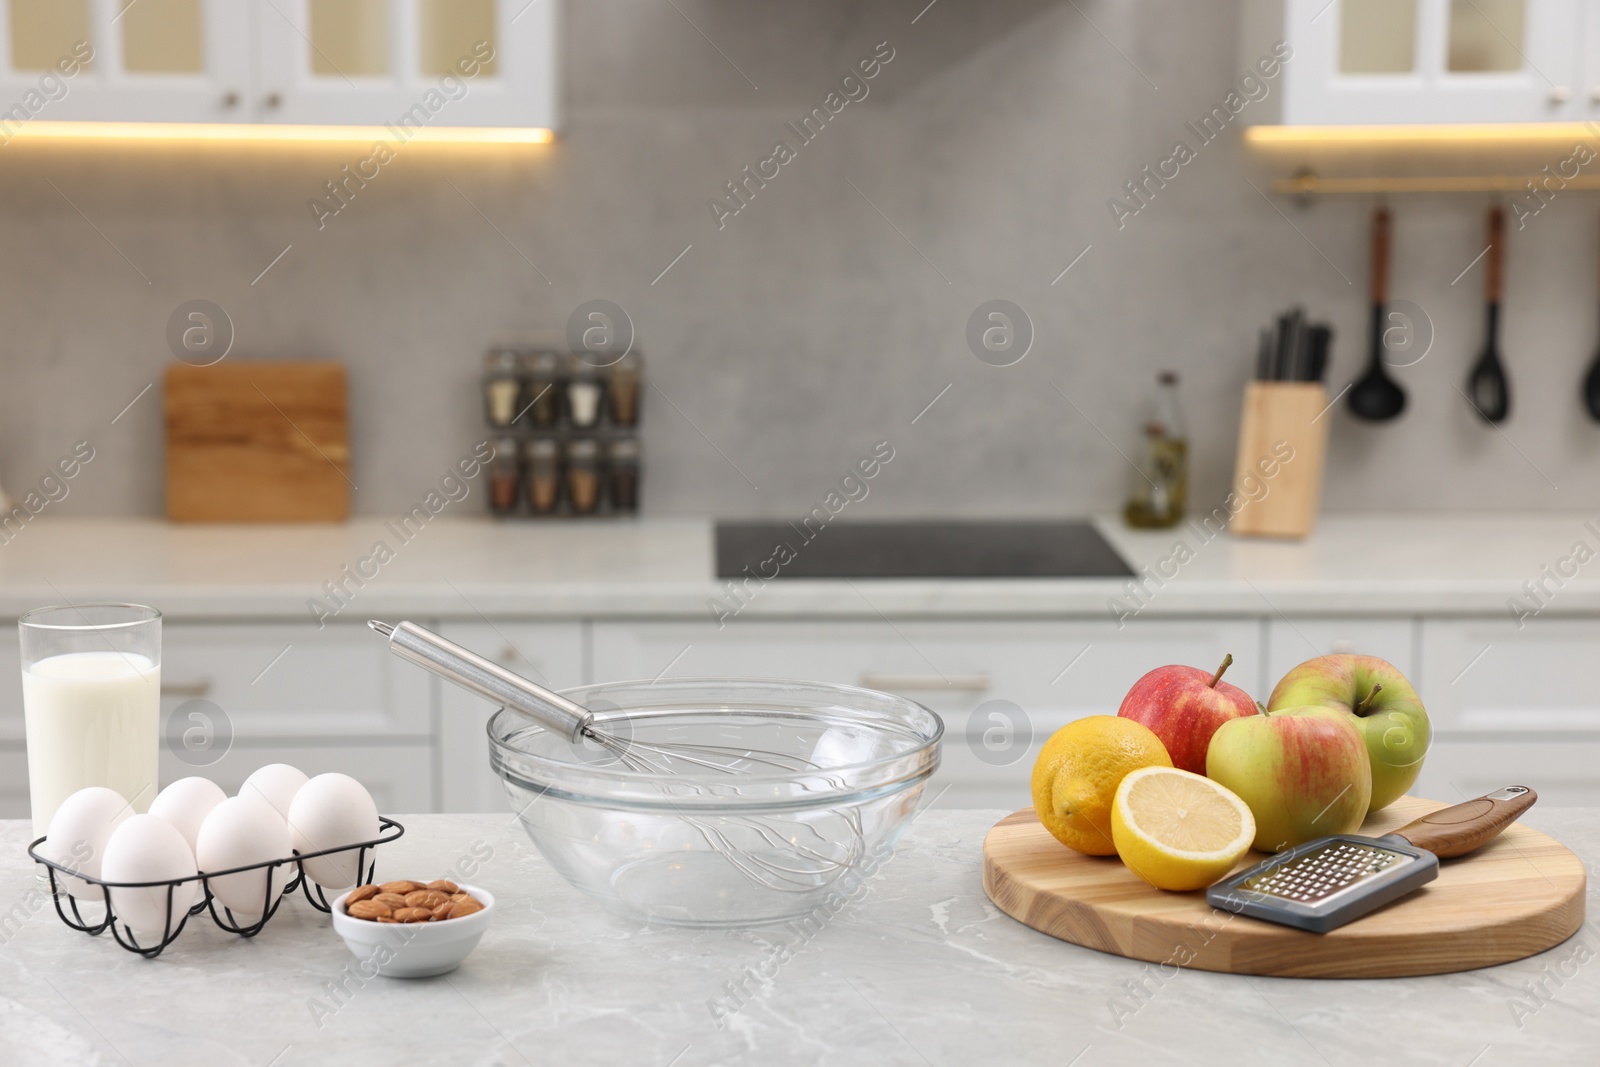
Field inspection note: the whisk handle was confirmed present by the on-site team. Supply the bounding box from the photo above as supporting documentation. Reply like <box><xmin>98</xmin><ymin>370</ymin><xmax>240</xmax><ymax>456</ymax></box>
<box><xmin>373</xmin><ymin>619</ymin><xmax>593</xmax><ymax>742</ymax></box>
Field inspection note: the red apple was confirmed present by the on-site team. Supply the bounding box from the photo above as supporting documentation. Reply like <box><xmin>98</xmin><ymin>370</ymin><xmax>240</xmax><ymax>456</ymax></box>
<box><xmin>1117</xmin><ymin>654</ymin><xmax>1258</xmax><ymax>774</ymax></box>
<box><xmin>1206</xmin><ymin>705</ymin><xmax>1372</xmax><ymax>852</ymax></box>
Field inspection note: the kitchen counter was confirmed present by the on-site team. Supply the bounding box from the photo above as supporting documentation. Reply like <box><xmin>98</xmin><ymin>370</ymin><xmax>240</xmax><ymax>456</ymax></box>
<box><xmin>1</xmin><ymin>808</ymin><xmax>1595</xmax><ymax>1066</ymax></box>
<box><xmin>0</xmin><ymin>513</ymin><xmax>1597</xmax><ymax>619</ymax></box>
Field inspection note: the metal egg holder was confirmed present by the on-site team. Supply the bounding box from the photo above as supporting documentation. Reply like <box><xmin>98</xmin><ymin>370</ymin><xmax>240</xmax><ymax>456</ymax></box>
<box><xmin>25</xmin><ymin>816</ymin><xmax>405</xmax><ymax>959</ymax></box>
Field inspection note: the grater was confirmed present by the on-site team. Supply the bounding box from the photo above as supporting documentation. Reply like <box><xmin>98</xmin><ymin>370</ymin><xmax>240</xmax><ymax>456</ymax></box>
<box><xmin>1207</xmin><ymin>786</ymin><xmax>1536</xmax><ymax>934</ymax></box>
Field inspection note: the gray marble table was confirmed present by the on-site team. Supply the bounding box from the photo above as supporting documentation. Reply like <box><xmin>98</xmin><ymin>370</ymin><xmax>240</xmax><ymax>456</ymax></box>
<box><xmin>1</xmin><ymin>809</ymin><xmax>1595</xmax><ymax>1067</ymax></box>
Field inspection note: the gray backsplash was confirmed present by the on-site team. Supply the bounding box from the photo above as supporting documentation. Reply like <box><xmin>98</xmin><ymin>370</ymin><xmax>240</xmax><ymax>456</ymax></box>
<box><xmin>0</xmin><ymin>1</ymin><xmax>1593</xmax><ymax>521</ymax></box>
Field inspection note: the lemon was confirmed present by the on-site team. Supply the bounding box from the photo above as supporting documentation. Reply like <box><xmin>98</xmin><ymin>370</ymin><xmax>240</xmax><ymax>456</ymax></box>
<box><xmin>1110</xmin><ymin>767</ymin><xmax>1256</xmax><ymax>891</ymax></box>
<box><xmin>1031</xmin><ymin>715</ymin><xmax>1172</xmax><ymax>855</ymax></box>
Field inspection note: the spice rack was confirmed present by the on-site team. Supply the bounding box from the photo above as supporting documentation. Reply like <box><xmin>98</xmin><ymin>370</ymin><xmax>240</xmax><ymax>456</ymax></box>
<box><xmin>482</xmin><ymin>340</ymin><xmax>642</xmax><ymax>518</ymax></box>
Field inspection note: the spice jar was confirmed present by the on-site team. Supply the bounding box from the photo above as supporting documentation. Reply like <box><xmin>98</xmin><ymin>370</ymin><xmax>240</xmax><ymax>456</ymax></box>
<box><xmin>487</xmin><ymin>437</ymin><xmax>521</xmax><ymax>515</ymax></box>
<box><xmin>564</xmin><ymin>355</ymin><xmax>604</xmax><ymax>429</ymax></box>
<box><xmin>522</xmin><ymin>350</ymin><xmax>561</xmax><ymax>428</ymax></box>
<box><xmin>525</xmin><ymin>438</ymin><xmax>561</xmax><ymax>515</ymax></box>
<box><xmin>565</xmin><ymin>438</ymin><xmax>601</xmax><ymax>514</ymax></box>
<box><xmin>606</xmin><ymin>438</ymin><xmax>639</xmax><ymax>512</ymax></box>
<box><xmin>605</xmin><ymin>351</ymin><xmax>642</xmax><ymax>427</ymax></box>
<box><xmin>483</xmin><ymin>349</ymin><xmax>522</xmax><ymax>428</ymax></box>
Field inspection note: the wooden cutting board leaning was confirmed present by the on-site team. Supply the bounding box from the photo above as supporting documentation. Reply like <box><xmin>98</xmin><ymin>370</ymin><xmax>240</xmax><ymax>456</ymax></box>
<box><xmin>165</xmin><ymin>362</ymin><xmax>351</xmax><ymax>522</ymax></box>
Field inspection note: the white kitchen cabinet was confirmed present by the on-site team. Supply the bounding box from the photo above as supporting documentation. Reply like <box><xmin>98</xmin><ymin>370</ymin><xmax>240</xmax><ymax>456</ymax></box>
<box><xmin>1417</xmin><ymin>617</ymin><xmax>1600</xmax><ymax>732</ymax></box>
<box><xmin>1414</xmin><ymin>737</ymin><xmax>1600</xmax><ymax>806</ymax></box>
<box><xmin>0</xmin><ymin>629</ymin><xmax>19</xmax><ymax>743</ymax></box>
<box><xmin>160</xmin><ymin>739</ymin><xmax>435</xmax><ymax>811</ymax></box>
<box><xmin>0</xmin><ymin>0</ymin><xmax>250</xmax><ymax>123</ymax></box>
<box><xmin>0</xmin><ymin>746</ymin><xmax>28</xmax><ymax>821</ymax></box>
<box><xmin>160</xmin><ymin>621</ymin><xmax>432</xmax><ymax>741</ymax></box>
<box><xmin>0</xmin><ymin>0</ymin><xmax>556</xmax><ymax>130</ymax></box>
<box><xmin>0</xmin><ymin>742</ymin><xmax>434</xmax><ymax>821</ymax></box>
<box><xmin>592</xmin><ymin>617</ymin><xmax>1264</xmax><ymax>810</ymax></box>
<box><xmin>256</xmin><ymin>0</ymin><xmax>557</xmax><ymax>128</ymax></box>
<box><xmin>1250</xmin><ymin>0</ymin><xmax>1585</xmax><ymax>125</ymax></box>
<box><xmin>435</xmin><ymin>621</ymin><xmax>585</xmax><ymax>813</ymax></box>
<box><xmin>1263</xmin><ymin>617</ymin><xmax>1418</xmax><ymax>692</ymax></box>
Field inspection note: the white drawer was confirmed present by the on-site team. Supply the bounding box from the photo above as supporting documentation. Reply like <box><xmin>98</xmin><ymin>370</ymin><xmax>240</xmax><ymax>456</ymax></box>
<box><xmin>1419</xmin><ymin>618</ymin><xmax>1600</xmax><ymax>734</ymax></box>
<box><xmin>1415</xmin><ymin>738</ymin><xmax>1600</xmax><ymax>809</ymax></box>
<box><xmin>160</xmin><ymin>742</ymin><xmax>435</xmax><ymax>813</ymax></box>
<box><xmin>160</xmin><ymin>621</ymin><xmax>432</xmax><ymax>740</ymax></box>
<box><xmin>1264</xmin><ymin>617</ymin><xmax>1418</xmax><ymax>686</ymax></box>
<box><xmin>0</xmin><ymin>632</ymin><xmax>21</xmax><ymax>742</ymax></box>
<box><xmin>0</xmin><ymin>741</ymin><xmax>433</xmax><ymax>821</ymax></box>
<box><xmin>0</xmin><ymin>745</ymin><xmax>28</xmax><ymax>821</ymax></box>
<box><xmin>593</xmin><ymin>618</ymin><xmax>1264</xmax><ymax>806</ymax></box>
<box><xmin>435</xmin><ymin>622</ymin><xmax>586</xmax><ymax>813</ymax></box>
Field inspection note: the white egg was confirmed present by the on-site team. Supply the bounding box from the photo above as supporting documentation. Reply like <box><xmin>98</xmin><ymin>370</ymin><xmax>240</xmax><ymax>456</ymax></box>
<box><xmin>101</xmin><ymin>815</ymin><xmax>199</xmax><ymax>935</ymax></box>
<box><xmin>197</xmin><ymin>796</ymin><xmax>295</xmax><ymax>919</ymax></box>
<box><xmin>149</xmin><ymin>777</ymin><xmax>227</xmax><ymax>855</ymax></box>
<box><xmin>43</xmin><ymin>786</ymin><xmax>132</xmax><ymax>900</ymax></box>
<box><xmin>239</xmin><ymin>763</ymin><xmax>308</xmax><ymax>820</ymax></box>
<box><xmin>287</xmin><ymin>773</ymin><xmax>379</xmax><ymax>890</ymax></box>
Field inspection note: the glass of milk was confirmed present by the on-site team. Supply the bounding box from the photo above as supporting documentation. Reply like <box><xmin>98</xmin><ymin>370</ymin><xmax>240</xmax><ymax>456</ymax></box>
<box><xmin>20</xmin><ymin>604</ymin><xmax>161</xmax><ymax>837</ymax></box>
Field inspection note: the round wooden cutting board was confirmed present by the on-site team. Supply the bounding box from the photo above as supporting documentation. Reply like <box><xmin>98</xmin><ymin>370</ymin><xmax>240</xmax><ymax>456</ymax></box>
<box><xmin>982</xmin><ymin>796</ymin><xmax>1587</xmax><ymax>978</ymax></box>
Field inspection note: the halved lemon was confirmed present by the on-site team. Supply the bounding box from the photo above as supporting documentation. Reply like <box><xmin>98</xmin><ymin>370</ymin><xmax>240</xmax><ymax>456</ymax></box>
<box><xmin>1110</xmin><ymin>767</ymin><xmax>1256</xmax><ymax>892</ymax></box>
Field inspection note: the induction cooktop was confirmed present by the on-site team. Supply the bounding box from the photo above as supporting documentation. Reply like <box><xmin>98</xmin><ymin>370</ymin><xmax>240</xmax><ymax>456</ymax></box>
<box><xmin>714</xmin><ymin>520</ymin><xmax>1133</xmax><ymax>580</ymax></box>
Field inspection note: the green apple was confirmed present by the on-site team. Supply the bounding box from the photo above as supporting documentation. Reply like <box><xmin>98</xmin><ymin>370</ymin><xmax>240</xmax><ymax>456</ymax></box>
<box><xmin>1205</xmin><ymin>706</ymin><xmax>1372</xmax><ymax>852</ymax></box>
<box><xmin>1267</xmin><ymin>654</ymin><xmax>1430</xmax><ymax>813</ymax></box>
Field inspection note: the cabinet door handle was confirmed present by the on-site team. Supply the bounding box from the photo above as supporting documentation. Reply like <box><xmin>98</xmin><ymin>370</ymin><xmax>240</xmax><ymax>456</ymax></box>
<box><xmin>859</xmin><ymin>673</ymin><xmax>991</xmax><ymax>692</ymax></box>
<box><xmin>1549</xmin><ymin>86</ymin><xmax>1572</xmax><ymax>105</ymax></box>
<box><xmin>263</xmin><ymin>92</ymin><xmax>282</xmax><ymax>109</ymax></box>
<box><xmin>161</xmin><ymin>680</ymin><xmax>213</xmax><ymax>699</ymax></box>
<box><xmin>221</xmin><ymin>91</ymin><xmax>240</xmax><ymax>108</ymax></box>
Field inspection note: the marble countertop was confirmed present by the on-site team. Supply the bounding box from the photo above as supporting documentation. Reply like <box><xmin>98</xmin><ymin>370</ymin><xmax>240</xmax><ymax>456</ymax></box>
<box><xmin>0</xmin><ymin>808</ymin><xmax>1595</xmax><ymax>1066</ymax></box>
<box><xmin>0</xmin><ymin>513</ymin><xmax>1596</xmax><ymax>619</ymax></box>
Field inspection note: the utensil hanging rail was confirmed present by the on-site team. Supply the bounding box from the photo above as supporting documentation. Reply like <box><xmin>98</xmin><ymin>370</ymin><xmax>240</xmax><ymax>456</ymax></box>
<box><xmin>1272</xmin><ymin>173</ymin><xmax>1600</xmax><ymax>196</ymax></box>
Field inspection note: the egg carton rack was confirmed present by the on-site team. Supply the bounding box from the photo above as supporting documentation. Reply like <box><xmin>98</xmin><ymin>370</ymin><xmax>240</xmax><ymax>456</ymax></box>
<box><xmin>25</xmin><ymin>817</ymin><xmax>405</xmax><ymax>959</ymax></box>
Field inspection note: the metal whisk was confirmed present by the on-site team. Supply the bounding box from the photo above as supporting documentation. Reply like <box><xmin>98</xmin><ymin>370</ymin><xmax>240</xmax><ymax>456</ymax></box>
<box><xmin>370</xmin><ymin>619</ymin><xmax>831</xmax><ymax>777</ymax></box>
<box><xmin>369</xmin><ymin>619</ymin><xmax>866</xmax><ymax>892</ymax></box>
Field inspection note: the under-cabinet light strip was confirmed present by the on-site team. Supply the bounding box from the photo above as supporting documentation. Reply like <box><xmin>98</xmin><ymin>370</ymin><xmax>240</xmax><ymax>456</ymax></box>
<box><xmin>2</xmin><ymin>121</ymin><xmax>554</xmax><ymax>145</ymax></box>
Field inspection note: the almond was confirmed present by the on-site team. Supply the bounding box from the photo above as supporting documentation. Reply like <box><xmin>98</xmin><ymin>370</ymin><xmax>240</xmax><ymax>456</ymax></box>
<box><xmin>373</xmin><ymin>893</ymin><xmax>409</xmax><ymax>909</ymax></box>
<box><xmin>450</xmin><ymin>893</ymin><xmax>472</xmax><ymax>904</ymax></box>
<box><xmin>394</xmin><ymin>907</ymin><xmax>433</xmax><ymax>923</ymax></box>
<box><xmin>347</xmin><ymin>885</ymin><xmax>380</xmax><ymax>904</ymax></box>
<box><xmin>347</xmin><ymin>899</ymin><xmax>391</xmax><ymax>921</ymax></box>
<box><xmin>448</xmin><ymin>897</ymin><xmax>484</xmax><ymax>919</ymax></box>
<box><xmin>379</xmin><ymin>880</ymin><xmax>419</xmax><ymax>895</ymax></box>
<box><xmin>405</xmin><ymin>889</ymin><xmax>450</xmax><ymax>910</ymax></box>
<box><xmin>427</xmin><ymin>879</ymin><xmax>460</xmax><ymax>894</ymax></box>
<box><xmin>377</xmin><ymin>917</ymin><xmax>399</xmax><ymax>924</ymax></box>
<box><xmin>431</xmin><ymin>901</ymin><xmax>455</xmax><ymax>921</ymax></box>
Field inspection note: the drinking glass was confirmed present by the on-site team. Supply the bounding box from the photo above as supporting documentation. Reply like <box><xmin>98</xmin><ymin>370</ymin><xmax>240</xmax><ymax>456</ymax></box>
<box><xmin>20</xmin><ymin>604</ymin><xmax>162</xmax><ymax>837</ymax></box>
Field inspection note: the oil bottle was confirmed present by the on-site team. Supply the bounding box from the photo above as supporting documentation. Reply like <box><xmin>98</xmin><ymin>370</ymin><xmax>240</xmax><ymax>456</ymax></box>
<box><xmin>1123</xmin><ymin>371</ymin><xmax>1188</xmax><ymax>529</ymax></box>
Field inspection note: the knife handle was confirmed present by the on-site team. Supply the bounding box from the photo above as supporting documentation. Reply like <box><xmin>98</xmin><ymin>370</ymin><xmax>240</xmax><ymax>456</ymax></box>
<box><xmin>1391</xmin><ymin>786</ymin><xmax>1535</xmax><ymax>859</ymax></box>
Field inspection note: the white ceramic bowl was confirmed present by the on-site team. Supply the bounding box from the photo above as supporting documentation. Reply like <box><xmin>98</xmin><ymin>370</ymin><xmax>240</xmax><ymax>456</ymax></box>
<box><xmin>329</xmin><ymin>884</ymin><xmax>494</xmax><ymax>978</ymax></box>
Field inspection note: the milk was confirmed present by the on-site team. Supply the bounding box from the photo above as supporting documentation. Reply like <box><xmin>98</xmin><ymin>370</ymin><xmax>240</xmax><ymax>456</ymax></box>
<box><xmin>24</xmin><ymin>651</ymin><xmax>161</xmax><ymax>837</ymax></box>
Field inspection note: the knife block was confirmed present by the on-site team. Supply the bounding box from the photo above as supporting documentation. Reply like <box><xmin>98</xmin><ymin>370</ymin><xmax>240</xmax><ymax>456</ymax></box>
<box><xmin>1228</xmin><ymin>382</ymin><xmax>1328</xmax><ymax>540</ymax></box>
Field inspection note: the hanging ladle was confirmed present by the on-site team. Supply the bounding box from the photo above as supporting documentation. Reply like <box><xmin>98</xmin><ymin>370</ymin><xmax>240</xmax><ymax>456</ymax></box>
<box><xmin>1582</xmin><ymin>212</ymin><xmax>1600</xmax><ymax>421</ymax></box>
<box><xmin>1466</xmin><ymin>204</ymin><xmax>1510</xmax><ymax>424</ymax></box>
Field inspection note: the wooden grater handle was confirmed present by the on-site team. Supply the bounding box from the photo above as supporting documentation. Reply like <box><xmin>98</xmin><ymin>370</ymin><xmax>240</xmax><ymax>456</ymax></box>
<box><xmin>1390</xmin><ymin>786</ymin><xmax>1536</xmax><ymax>859</ymax></box>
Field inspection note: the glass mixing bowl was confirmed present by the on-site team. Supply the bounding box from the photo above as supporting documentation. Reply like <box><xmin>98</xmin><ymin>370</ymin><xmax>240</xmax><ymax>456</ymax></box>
<box><xmin>489</xmin><ymin>678</ymin><xmax>943</xmax><ymax>926</ymax></box>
